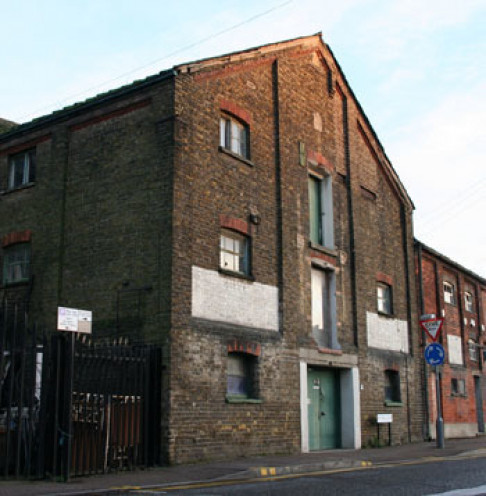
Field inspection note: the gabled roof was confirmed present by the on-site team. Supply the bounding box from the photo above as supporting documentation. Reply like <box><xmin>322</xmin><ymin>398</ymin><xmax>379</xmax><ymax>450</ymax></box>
<box><xmin>175</xmin><ymin>33</ymin><xmax>413</xmax><ymax>209</ymax></box>
<box><xmin>0</xmin><ymin>33</ymin><xmax>413</xmax><ymax>209</ymax></box>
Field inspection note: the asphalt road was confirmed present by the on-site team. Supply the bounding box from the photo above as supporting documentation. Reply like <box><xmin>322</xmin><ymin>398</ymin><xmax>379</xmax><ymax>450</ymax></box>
<box><xmin>140</xmin><ymin>455</ymin><xmax>486</xmax><ymax>496</ymax></box>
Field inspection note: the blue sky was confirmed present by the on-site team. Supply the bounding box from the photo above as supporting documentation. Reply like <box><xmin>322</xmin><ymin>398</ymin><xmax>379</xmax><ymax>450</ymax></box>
<box><xmin>2</xmin><ymin>0</ymin><xmax>485</xmax><ymax>275</ymax></box>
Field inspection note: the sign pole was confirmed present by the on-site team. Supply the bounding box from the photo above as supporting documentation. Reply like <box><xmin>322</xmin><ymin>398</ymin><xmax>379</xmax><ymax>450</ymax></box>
<box><xmin>421</xmin><ymin>315</ymin><xmax>445</xmax><ymax>449</ymax></box>
<box><xmin>435</xmin><ymin>365</ymin><xmax>445</xmax><ymax>449</ymax></box>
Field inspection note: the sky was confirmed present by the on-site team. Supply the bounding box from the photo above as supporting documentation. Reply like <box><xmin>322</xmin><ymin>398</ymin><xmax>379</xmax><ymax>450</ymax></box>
<box><xmin>1</xmin><ymin>0</ymin><xmax>485</xmax><ymax>276</ymax></box>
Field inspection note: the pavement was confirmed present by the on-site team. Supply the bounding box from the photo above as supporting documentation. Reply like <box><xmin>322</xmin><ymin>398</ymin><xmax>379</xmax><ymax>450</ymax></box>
<box><xmin>1</xmin><ymin>436</ymin><xmax>486</xmax><ymax>496</ymax></box>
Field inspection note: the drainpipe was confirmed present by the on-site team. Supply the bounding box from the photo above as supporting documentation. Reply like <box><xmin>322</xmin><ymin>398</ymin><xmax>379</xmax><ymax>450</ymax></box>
<box><xmin>272</xmin><ymin>60</ymin><xmax>284</xmax><ymax>334</ymax></box>
<box><xmin>416</xmin><ymin>241</ymin><xmax>430</xmax><ymax>439</ymax></box>
<box><xmin>339</xmin><ymin>88</ymin><xmax>358</xmax><ymax>348</ymax></box>
<box><xmin>400</xmin><ymin>206</ymin><xmax>412</xmax><ymax>442</ymax></box>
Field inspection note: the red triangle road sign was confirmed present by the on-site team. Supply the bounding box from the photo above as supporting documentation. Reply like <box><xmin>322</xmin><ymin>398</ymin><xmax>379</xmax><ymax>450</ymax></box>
<box><xmin>420</xmin><ymin>318</ymin><xmax>444</xmax><ymax>342</ymax></box>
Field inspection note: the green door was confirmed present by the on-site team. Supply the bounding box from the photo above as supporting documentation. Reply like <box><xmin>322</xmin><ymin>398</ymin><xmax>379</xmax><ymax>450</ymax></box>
<box><xmin>307</xmin><ymin>368</ymin><xmax>340</xmax><ymax>450</ymax></box>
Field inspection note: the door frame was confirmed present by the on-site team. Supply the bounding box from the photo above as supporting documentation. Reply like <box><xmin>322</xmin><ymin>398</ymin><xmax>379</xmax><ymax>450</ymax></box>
<box><xmin>300</xmin><ymin>361</ymin><xmax>361</xmax><ymax>452</ymax></box>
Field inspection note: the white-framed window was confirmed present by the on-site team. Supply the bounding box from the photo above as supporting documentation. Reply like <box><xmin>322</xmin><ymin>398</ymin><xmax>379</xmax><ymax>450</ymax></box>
<box><xmin>3</xmin><ymin>243</ymin><xmax>31</xmax><ymax>285</ymax></box>
<box><xmin>443</xmin><ymin>281</ymin><xmax>456</xmax><ymax>305</ymax></box>
<box><xmin>451</xmin><ymin>378</ymin><xmax>466</xmax><ymax>396</ymax></box>
<box><xmin>377</xmin><ymin>283</ymin><xmax>393</xmax><ymax>315</ymax></box>
<box><xmin>227</xmin><ymin>352</ymin><xmax>258</xmax><ymax>399</ymax></box>
<box><xmin>220</xmin><ymin>115</ymin><xmax>249</xmax><ymax>159</ymax></box>
<box><xmin>384</xmin><ymin>369</ymin><xmax>401</xmax><ymax>403</ymax></box>
<box><xmin>308</xmin><ymin>174</ymin><xmax>334</xmax><ymax>248</ymax></box>
<box><xmin>8</xmin><ymin>149</ymin><xmax>36</xmax><ymax>190</ymax></box>
<box><xmin>219</xmin><ymin>230</ymin><xmax>250</xmax><ymax>276</ymax></box>
<box><xmin>464</xmin><ymin>291</ymin><xmax>474</xmax><ymax>313</ymax></box>
<box><xmin>468</xmin><ymin>339</ymin><xmax>478</xmax><ymax>362</ymax></box>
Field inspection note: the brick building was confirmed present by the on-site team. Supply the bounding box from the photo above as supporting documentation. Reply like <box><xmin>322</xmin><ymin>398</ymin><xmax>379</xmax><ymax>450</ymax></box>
<box><xmin>0</xmin><ymin>33</ymin><xmax>424</xmax><ymax>464</ymax></box>
<box><xmin>415</xmin><ymin>241</ymin><xmax>486</xmax><ymax>439</ymax></box>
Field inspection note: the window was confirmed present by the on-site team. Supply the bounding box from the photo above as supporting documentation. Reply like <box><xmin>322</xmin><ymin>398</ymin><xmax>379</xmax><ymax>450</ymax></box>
<box><xmin>377</xmin><ymin>283</ymin><xmax>393</xmax><ymax>315</ymax></box>
<box><xmin>468</xmin><ymin>339</ymin><xmax>478</xmax><ymax>362</ymax></box>
<box><xmin>451</xmin><ymin>378</ymin><xmax>466</xmax><ymax>396</ymax></box>
<box><xmin>443</xmin><ymin>281</ymin><xmax>456</xmax><ymax>305</ymax></box>
<box><xmin>220</xmin><ymin>230</ymin><xmax>250</xmax><ymax>276</ymax></box>
<box><xmin>220</xmin><ymin>115</ymin><xmax>249</xmax><ymax>159</ymax></box>
<box><xmin>308</xmin><ymin>174</ymin><xmax>334</xmax><ymax>248</ymax></box>
<box><xmin>227</xmin><ymin>353</ymin><xmax>258</xmax><ymax>399</ymax></box>
<box><xmin>384</xmin><ymin>370</ymin><xmax>401</xmax><ymax>404</ymax></box>
<box><xmin>464</xmin><ymin>291</ymin><xmax>474</xmax><ymax>313</ymax></box>
<box><xmin>3</xmin><ymin>243</ymin><xmax>30</xmax><ymax>285</ymax></box>
<box><xmin>311</xmin><ymin>267</ymin><xmax>339</xmax><ymax>349</ymax></box>
<box><xmin>8</xmin><ymin>149</ymin><xmax>36</xmax><ymax>190</ymax></box>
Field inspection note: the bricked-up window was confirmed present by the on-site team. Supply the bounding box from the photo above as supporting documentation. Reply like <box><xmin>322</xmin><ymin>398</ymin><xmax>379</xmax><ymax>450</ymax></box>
<box><xmin>227</xmin><ymin>352</ymin><xmax>258</xmax><ymax>399</ymax></box>
<box><xmin>220</xmin><ymin>230</ymin><xmax>250</xmax><ymax>276</ymax></box>
<box><xmin>3</xmin><ymin>243</ymin><xmax>30</xmax><ymax>285</ymax></box>
<box><xmin>465</xmin><ymin>291</ymin><xmax>474</xmax><ymax>313</ymax></box>
<box><xmin>311</xmin><ymin>267</ymin><xmax>340</xmax><ymax>350</ymax></box>
<box><xmin>377</xmin><ymin>283</ymin><xmax>393</xmax><ymax>315</ymax></box>
<box><xmin>384</xmin><ymin>370</ymin><xmax>401</xmax><ymax>404</ymax></box>
<box><xmin>220</xmin><ymin>115</ymin><xmax>249</xmax><ymax>159</ymax></box>
<box><xmin>308</xmin><ymin>174</ymin><xmax>334</xmax><ymax>248</ymax></box>
<box><xmin>8</xmin><ymin>149</ymin><xmax>36</xmax><ymax>190</ymax></box>
<box><xmin>451</xmin><ymin>378</ymin><xmax>466</xmax><ymax>396</ymax></box>
<box><xmin>443</xmin><ymin>281</ymin><xmax>456</xmax><ymax>305</ymax></box>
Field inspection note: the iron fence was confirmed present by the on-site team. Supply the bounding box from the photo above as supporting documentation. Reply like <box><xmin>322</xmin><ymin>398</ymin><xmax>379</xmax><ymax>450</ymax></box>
<box><xmin>0</xmin><ymin>300</ymin><xmax>162</xmax><ymax>480</ymax></box>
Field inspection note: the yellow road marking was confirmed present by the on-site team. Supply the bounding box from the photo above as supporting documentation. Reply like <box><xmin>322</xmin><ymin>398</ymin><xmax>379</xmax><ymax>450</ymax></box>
<box><xmin>117</xmin><ymin>452</ymin><xmax>486</xmax><ymax>493</ymax></box>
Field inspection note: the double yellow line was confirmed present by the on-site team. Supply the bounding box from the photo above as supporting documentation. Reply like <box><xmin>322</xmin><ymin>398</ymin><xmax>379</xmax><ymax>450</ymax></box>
<box><xmin>114</xmin><ymin>452</ymin><xmax>486</xmax><ymax>494</ymax></box>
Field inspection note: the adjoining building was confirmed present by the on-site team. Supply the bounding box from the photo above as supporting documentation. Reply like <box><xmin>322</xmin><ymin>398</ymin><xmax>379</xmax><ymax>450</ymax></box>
<box><xmin>0</xmin><ymin>33</ymin><xmax>424</xmax><ymax>466</ymax></box>
<box><xmin>415</xmin><ymin>241</ymin><xmax>486</xmax><ymax>439</ymax></box>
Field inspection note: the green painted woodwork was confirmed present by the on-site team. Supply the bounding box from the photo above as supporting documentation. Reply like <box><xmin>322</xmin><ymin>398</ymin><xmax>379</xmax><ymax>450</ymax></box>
<box><xmin>307</xmin><ymin>368</ymin><xmax>340</xmax><ymax>450</ymax></box>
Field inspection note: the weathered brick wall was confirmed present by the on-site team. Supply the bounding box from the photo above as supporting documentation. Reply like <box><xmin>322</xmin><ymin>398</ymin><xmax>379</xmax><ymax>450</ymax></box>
<box><xmin>1</xmin><ymin>35</ymin><xmax>427</xmax><ymax>465</ymax></box>
<box><xmin>168</xmin><ymin>38</ymin><xmax>423</xmax><ymax>462</ymax></box>
<box><xmin>417</xmin><ymin>245</ymin><xmax>486</xmax><ymax>437</ymax></box>
<box><xmin>0</xmin><ymin>83</ymin><xmax>175</xmax><ymax>341</ymax></box>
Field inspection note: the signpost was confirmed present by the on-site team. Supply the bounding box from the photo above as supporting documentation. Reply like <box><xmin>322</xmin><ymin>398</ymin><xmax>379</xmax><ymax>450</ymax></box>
<box><xmin>420</xmin><ymin>315</ymin><xmax>445</xmax><ymax>449</ymax></box>
<box><xmin>56</xmin><ymin>307</ymin><xmax>92</xmax><ymax>480</ymax></box>
<box><xmin>377</xmin><ymin>414</ymin><xmax>393</xmax><ymax>446</ymax></box>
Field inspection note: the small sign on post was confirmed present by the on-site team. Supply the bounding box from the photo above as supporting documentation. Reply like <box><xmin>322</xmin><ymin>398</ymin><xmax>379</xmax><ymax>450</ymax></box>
<box><xmin>377</xmin><ymin>413</ymin><xmax>393</xmax><ymax>424</ymax></box>
<box><xmin>376</xmin><ymin>413</ymin><xmax>393</xmax><ymax>446</ymax></box>
<box><xmin>57</xmin><ymin>307</ymin><xmax>92</xmax><ymax>334</ymax></box>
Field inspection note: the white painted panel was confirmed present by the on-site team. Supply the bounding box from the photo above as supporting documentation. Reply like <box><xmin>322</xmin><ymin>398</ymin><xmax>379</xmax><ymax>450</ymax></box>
<box><xmin>447</xmin><ymin>335</ymin><xmax>463</xmax><ymax>365</ymax></box>
<box><xmin>300</xmin><ymin>361</ymin><xmax>309</xmax><ymax>453</ymax></box>
<box><xmin>311</xmin><ymin>269</ymin><xmax>324</xmax><ymax>331</ymax></box>
<box><xmin>192</xmin><ymin>266</ymin><xmax>279</xmax><ymax>331</ymax></box>
<box><xmin>367</xmin><ymin>312</ymin><xmax>409</xmax><ymax>353</ymax></box>
<box><xmin>341</xmin><ymin>367</ymin><xmax>361</xmax><ymax>449</ymax></box>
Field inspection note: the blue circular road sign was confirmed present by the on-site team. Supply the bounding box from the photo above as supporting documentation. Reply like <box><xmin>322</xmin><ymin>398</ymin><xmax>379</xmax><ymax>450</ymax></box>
<box><xmin>425</xmin><ymin>342</ymin><xmax>445</xmax><ymax>366</ymax></box>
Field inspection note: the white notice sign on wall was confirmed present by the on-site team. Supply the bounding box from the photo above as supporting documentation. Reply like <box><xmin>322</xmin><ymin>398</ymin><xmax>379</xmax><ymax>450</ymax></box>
<box><xmin>57</xmin><ymin>307</ymin><xmax>92</xmax><ymax>334</ymax></box>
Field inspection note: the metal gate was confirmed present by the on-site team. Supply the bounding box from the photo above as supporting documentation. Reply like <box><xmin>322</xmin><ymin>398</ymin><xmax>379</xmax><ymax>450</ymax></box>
<box><xmin>0</xmin><ymin>300</ymin><xmax>162</xmax><ymax>480</ymax></box>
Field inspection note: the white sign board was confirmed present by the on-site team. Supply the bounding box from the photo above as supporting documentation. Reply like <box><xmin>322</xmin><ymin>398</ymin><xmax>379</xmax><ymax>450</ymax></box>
<box><xmin>57</xmin><ymin>307</ymin><xmax>92</xmax><ymax>334</ymax></box>
<box><xmin>377</xmin><ymin>413</ymin><xmax>393</xmax><ymax>424</ymax></box>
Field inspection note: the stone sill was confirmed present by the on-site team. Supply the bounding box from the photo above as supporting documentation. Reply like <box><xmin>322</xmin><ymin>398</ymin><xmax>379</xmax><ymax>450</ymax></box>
<box><xmin>226</xmin><ymin>395</ymin><xmax>262</xmax><ymax>404</ymax></box>
<box><xmin>317</xmin><ymin>347</ymin><xmax>343</xmax><ymax>356</ymax></box>
<box><xmin>2</xmin><ymin>279</ymin><xmax>31</xmax><ymax>289</ymax></box>
<box><xmin>384</xmin><ymin>401</ymin><xmax>403</xmax><ymax>407</ymax></box>
<box><xmin>0</xmin><ymin>182</ymin><xmax>35</xmax><ymax>196</ymax></box>
<box><xmin>309</xmin><ymin>242</ymin><xmax>337</xmax><ymax>258</ymax></box>
<box><xmin>218</xmin><ymin>268</ymin><xmax>255</xmax><ymax>282</ymax></box>
<box><xmin>218</xmin><ymin>146</ymin><xmax>255</xmax><ymax>167</ymax></box>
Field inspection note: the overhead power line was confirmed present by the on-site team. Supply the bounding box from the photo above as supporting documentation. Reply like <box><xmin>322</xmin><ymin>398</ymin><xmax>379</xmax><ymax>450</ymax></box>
<box><xmin>19</xmin><ymin>0</ymin><xmax>294</xmax><ymax>122</ymax></box>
